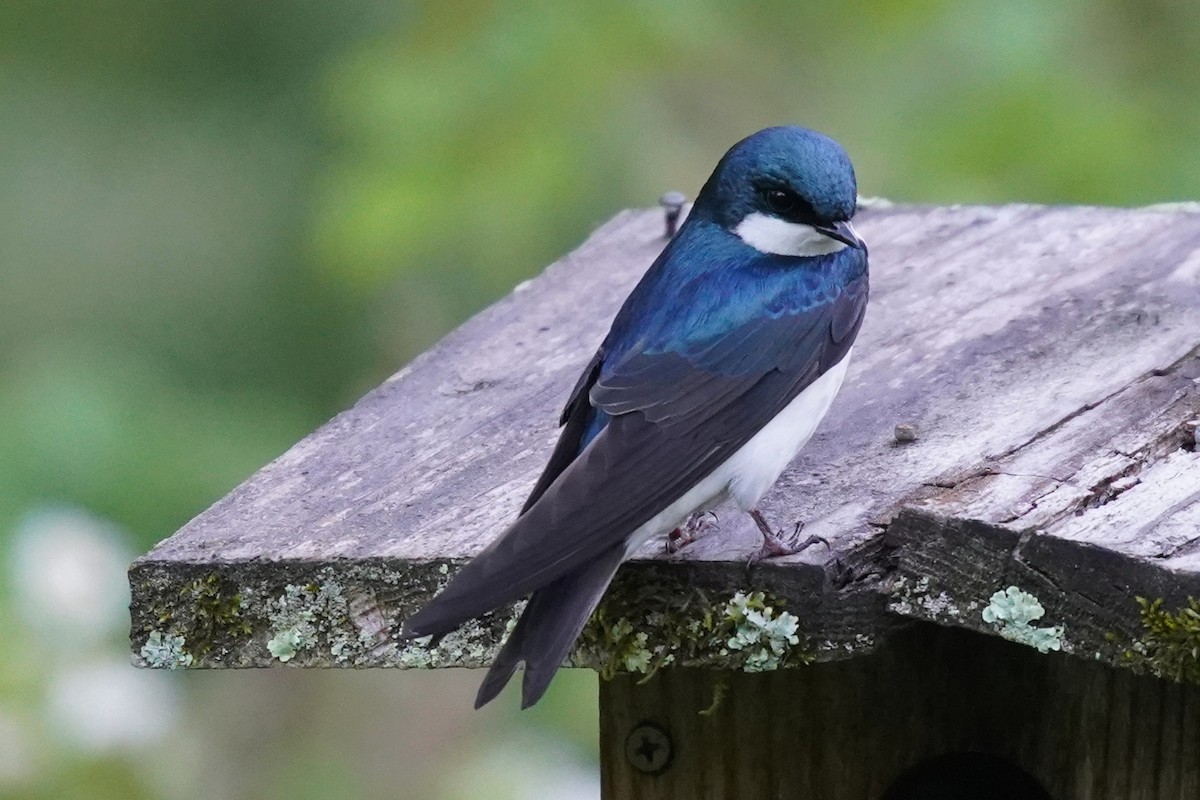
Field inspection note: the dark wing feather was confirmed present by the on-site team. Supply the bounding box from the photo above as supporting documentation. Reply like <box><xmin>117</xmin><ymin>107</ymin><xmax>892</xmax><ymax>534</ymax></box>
<box><xmin>519</xmin><ymin>348</ymin><xmax>604</xmax><ymax>513</ymax></box>
<box><xmin>401</xmin><ymin>271</ymin><xmax>868</xmax><ymax>641</ymax></box>
<box><xmin>590</xmin><ymin>277</ymin><xmax>867</xmax><ymax>430</ymax></box>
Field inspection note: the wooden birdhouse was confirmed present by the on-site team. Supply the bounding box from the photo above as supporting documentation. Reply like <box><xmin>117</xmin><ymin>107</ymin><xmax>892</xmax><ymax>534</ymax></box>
<box><xmin>129</xmin><ymin>202</ymin><xmax>1200</xmax><ymax>799</ymax></box>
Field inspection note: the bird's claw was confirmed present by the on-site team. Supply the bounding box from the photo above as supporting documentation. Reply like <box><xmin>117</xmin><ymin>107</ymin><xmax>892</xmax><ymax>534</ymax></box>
<box><xmin>746</xmin><ymin>516</ymin><xmax>830</xmax><ymax>567</ymax></box>
<box><xmin>665</xmin><ymin>510</ymin><xmax>718</xmax><ymax>554</ymax></box>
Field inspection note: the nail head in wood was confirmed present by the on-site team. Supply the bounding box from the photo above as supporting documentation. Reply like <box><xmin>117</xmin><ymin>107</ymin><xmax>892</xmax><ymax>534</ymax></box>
<box><xmin>659</xmin><ymin>191</ymin><xmax>686</xmax><ymax>239</ymax></box>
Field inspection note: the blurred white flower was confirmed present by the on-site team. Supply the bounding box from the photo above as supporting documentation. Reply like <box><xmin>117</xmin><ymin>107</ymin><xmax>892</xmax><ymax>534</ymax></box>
<box><xmin>521</xmin><ymin>768</ymin><xmax>599</xmax><ymax>800</ymax></box>
<box><xmin>10</xmin><ymin>506</ymin><xmax>132</xmax><ymax>645</ymax></box>
<box><xmin>8</xmin><ymin>505</ymin><xmax>183</xmax><ymax>756</ymax></box>
<box><xmin>45</xmin><ymin>659</ymin><xmax>180</xmax><ymax>753</ymax></box>
<box><xmin>0</xmin><ymin>711</ymin><xmax>38</xmax><ymax>786</ymax></box>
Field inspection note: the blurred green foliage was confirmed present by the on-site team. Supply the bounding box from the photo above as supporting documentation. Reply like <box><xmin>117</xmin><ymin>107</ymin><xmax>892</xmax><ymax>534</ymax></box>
<box><xmin>1</xmin><ymin>1</ymin><xmax>1198</xmax><ymax>798</ymax></box>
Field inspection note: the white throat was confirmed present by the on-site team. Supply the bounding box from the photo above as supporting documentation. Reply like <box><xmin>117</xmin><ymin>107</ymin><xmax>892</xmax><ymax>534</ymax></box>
<box><xmin>734</xmin><ymin>212</ymin><xmax>852</xmax><ymax>257</ymax></box>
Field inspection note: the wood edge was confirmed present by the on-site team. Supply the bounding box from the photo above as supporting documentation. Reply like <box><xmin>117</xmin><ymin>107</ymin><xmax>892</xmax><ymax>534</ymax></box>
<box><xmin>126</xmin><ymin>553</ymin><xmax>900</xmax><ymax>672</ymax></box>
<box><xmin>884</xmin><ymin>506</ymin><xmax>1200</xmax><ymax>684</ymax></box>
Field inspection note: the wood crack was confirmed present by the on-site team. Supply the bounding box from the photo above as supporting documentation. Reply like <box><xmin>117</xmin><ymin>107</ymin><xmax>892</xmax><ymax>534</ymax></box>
<box><xmin>1002</xmin><ymin>483</ymin><xmax>1067</xmax><ymax>525</ymax></box>
<box><xmin>990</xmin><ymin>384</ymin><xmax>1133</xmax><ymax>464</ymax></box>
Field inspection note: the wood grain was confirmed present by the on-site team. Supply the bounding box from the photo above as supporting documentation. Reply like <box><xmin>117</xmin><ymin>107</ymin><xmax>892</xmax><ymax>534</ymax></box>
<box><xmin>888</xmin><ymin>342</ymin><xmax>1200</xmax><ymax>675</ymax></box>
<box><xmin>599</xmin><ymin>625</ymin><xmax>1200</xmax><ymax>800</ymax></box>
<box><xmin>129</xmin><ymin>203</ymin><xmax>1200</xmax><ymax>676</ymax></box>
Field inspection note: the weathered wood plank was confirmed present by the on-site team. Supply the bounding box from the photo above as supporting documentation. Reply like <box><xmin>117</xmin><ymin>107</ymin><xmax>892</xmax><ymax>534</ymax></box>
<box><xmin>889</xmin><ymin>347</ymin><xmax>1200</xmax><ymax>679</ymax></box>
<box><xmin>599</xmin><ymin>625</ymin><xmax>1200</xmax><ymax>800</ymax></box>
<box><xmin>129</xmin><ymin>203</ymin><xmax>1200</xmax><ymax>675</ymax></box>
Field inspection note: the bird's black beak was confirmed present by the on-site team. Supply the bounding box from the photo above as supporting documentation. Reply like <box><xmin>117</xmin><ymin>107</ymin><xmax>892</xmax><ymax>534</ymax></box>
<box><xmin>814</xmin><ymin>219</ymin><xmax>865</xmax><ymax>250</ymax></box>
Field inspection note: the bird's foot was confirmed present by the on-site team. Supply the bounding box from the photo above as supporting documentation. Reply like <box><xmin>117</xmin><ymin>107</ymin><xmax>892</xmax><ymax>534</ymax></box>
<box><xmin>666</xmin><ymin>511</ymin><xmax>718</xmax><ymax>554</ymax></box>
<box><xmin>747</xmin><ymin>510</ymin><xmax>829</xmax><ymax>566</ymax></box>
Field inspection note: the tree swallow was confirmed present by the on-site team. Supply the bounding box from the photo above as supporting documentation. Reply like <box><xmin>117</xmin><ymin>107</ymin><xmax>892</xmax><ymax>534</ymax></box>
<box><xmin>402</xmin><ymin>126</ymin><xmax>869</xmax><ymax>709</ymax></box>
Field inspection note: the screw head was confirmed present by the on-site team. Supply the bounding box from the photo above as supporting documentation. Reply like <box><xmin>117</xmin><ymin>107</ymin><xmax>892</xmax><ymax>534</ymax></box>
<box><xmin>659</xmin><ymin>190</ymin><xmax>686</xmax><ymax>210</ymax></box>
<box><xmin>658</xmin><ymin>191</ymin><xmax>687</xmax><ymax>239</ymax></box>
<box><xmin>624</xmin><ymin>720</ymin><xmax>673</xmax><ymax>775</ymax></box>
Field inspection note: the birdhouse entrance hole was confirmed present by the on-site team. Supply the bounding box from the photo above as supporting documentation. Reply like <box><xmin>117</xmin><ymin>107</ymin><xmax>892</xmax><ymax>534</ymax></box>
<box><xmin>881</xmin><ymin>752</ymin><xmax>1053</xmax><ymax>800</ymax></box>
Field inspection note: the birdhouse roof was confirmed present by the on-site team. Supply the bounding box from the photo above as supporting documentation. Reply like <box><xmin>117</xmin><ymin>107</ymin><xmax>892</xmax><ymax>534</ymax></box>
<box><xmin>129</xmin><ymin>203</ymin><xmax>1200</xmax><ymax>682</ymax></box>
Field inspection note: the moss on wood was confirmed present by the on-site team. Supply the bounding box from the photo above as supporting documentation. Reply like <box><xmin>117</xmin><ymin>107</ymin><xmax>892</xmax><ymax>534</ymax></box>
<box><xmin>576</xmin><ymin>577</ymin><xmax>812</xmax><ymax>680</ymax></box>
<box><xmin>1126</xmin><ymin>596</ymin><xmax>1200</xmax><ymax>683</ymax></box>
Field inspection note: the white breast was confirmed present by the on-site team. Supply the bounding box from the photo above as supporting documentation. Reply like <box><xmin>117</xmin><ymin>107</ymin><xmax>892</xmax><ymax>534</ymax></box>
<box><xmin>623</xmin><ymin>350</ymin><xmax>853</xmax><ymax>556</ymax></box>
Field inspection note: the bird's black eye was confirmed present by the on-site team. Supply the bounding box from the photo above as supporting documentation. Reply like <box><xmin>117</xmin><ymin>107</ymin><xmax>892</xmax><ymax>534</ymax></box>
<box><xmin>759</xmin><ymin>185</ymin><xmax>820</xmax><ymax>224</ymax></box>
<box><xmin>763</xmin><ymin>188</ymin><xmax>798</xmax><ymax>216</ymax></box>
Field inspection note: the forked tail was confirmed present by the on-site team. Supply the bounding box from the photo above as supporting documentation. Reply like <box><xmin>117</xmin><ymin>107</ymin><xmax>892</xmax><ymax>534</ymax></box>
<box><xmin>475</xmin><ymin>545</ymin><xmax>626</xmax><ymax>709</ymax></box>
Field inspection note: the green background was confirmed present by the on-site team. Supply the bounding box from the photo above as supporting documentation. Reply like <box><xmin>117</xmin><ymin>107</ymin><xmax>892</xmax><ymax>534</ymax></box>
<box><xmin>2</xmin><ymin>1</ymin><xmax>1197</xmax><ymax>797</ymax></box>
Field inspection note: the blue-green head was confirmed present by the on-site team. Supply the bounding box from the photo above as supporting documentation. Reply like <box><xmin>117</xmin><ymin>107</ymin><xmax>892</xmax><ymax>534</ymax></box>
<box><xmin>690</xmin><ymin>126</ymin><xmax>864</xmax><ymax>256</ymax></box>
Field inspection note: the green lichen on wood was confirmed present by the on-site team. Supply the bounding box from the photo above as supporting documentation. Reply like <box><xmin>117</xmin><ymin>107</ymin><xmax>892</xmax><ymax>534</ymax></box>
<box><xmin>265</xmin><ymin>582</ymin><xmax>335</xmax><ymax>662</ymax></box>
<box><xmin>135</xmin><ymin>572</ymin><xmax>250</xmax><ymax>663</ymax></box>
<box><xmin>981</xmin><ymin>586</ymin><xmax>1064</xmax><ymax>654</ymax></box>
<box><xmin>723</xmin><ymin>591</ymin><xmax>804</xmax><ymax>671</ymax></box>
<box><xmin>395</xmin><ymin>612</ymin><xmax>516</xmax><ymax>669</ymax></box>
<box><xmin>892</xmin><ymin>576</ymin><xmax>1068</xmax><ymax>655</ymax></box>
<box><xmin>263</xmin><ymin>578</ymin><xmax>401</xmax><ymax>666</ymax></box>
<box><xmin>139</xmin><ymin>630</ymin><xmax>193</xmax><ymax>669</ymax></box>
<box><xmin>1128</xmin><ymin>596</ymin><xmax>1200</xmax><ymax>683</ymax></box>
<box><xmin>130</xmin><ymin>559</ymin><xmax>517</xmax><ymax>669</ymax></box>
<box><xmin>254</xmin><ymin>565</ymin><xmax>511</xmax><ymax>668</ymax></box>
<box><xmin>577</xmin><ymin>582</ymin><xmax>811</xmax><ymax>680</ymax></box>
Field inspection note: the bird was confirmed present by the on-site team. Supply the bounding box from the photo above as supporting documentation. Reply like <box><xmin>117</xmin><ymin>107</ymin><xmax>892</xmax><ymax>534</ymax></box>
<box><xmin>401</xmin><ymin>125</ymin><xmax>869</xmax><ymax>709</ymax></box>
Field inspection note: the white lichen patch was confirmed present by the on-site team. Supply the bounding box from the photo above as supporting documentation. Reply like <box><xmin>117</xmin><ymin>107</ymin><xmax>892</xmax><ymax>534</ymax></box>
<box><xmin>266</xmin><ymin>627</ymin><xmax>307</xmax><ymax>662</ymax></box>
<box><xmin>580</xmin><ymin>587</ymin><xmax>810</xmax><ymax>678</ymax></box>
<box><xmin>393</xmin><ymin>614</ymin><xmax>509</xmax><ymax>669</ymax></box>
<box><xmin>264</xmin><ymin>584</ymin><xmax>324</xmax><ymax>662</ymax></box>
<box><xmin>888</xmin><ymin>575</ymin><xmax>965</xmax><ymax>622</ymax></box>
<box><xmin>395</xmin><ymin>635</ymin><xmax>437</xmax><ymax>668</ymax></box>
<box><xmin>264</xmin><ymin>580</ymin><xmax>388</xmax><ymax>664</ymax></box>
<box><xmin>261</xmin><ymin>575</ymin><xmax>439</xmax><ymax>666</ymax></box>
<box><xmin>721</xmin><ymin>591</ymin><xmax>801</xmax><ymax>672</ymax></box>
<box><xmin>982</xmin><ymin>586</ymin><xmax>1064</xmax><ymax>654</ymax></box>
<box><xmin>606</xmin><ymin>619</ymin><xmax>654</xmax><ymax>674</ymax></box>
<box><xmin>139</xmin><ymin>630</ymin><xmax>193</xmax><ymax>669</ymax></box>
<box><xmin>133</xmin><ymin>561</ymin><xmax>487</xmax><ymax>668</ymax></box>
